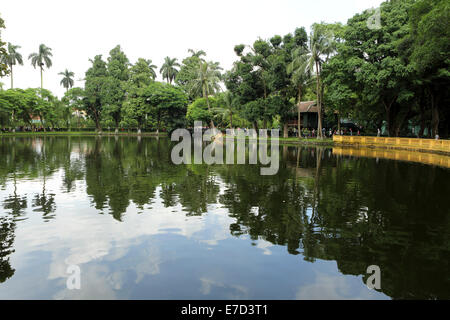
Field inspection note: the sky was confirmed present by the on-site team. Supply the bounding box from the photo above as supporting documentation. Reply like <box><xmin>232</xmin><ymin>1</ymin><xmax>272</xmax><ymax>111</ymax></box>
<box><xmin>1</xmin><ymin>0</ymin><xmax>384</xmax><ymax>98</ymax></box>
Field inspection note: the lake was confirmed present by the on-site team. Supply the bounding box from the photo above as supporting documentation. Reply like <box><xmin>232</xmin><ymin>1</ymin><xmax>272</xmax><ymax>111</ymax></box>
<box><xmin>0</xmin><ymin>136</ymin><xmax>449</xmax><ymax>299</ymax></box>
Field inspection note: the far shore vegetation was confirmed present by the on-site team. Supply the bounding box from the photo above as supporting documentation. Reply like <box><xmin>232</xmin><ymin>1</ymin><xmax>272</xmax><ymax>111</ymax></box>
<box><xmin>0</xmin><ymin>0</ymin><xmax>449</xmax><ymax>140</ymax></box>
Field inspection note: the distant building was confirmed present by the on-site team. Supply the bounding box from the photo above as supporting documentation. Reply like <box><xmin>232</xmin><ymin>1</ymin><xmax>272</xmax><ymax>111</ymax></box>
<box><xmin>287</xmin><ymin>101</ymin><xmax>360</xmax><ymax>132</ymax></box>
<box><xmin>31</xmin><ymin>115</ymin><xmax>41</xmax><ymax>125</ymax></box>
<box><xmin>287</xmin><ymin>101</ymin><xmax>319</xmax><ymax>129</ymax></box>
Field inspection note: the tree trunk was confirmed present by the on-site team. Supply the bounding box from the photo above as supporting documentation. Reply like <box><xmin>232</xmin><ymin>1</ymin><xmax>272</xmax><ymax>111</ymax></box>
<box><xmin>383</xmin><ymin>98</ymin><xmax>397</xmax><ymax>137</ymax></box>
<box><xmin>40</xmin><ymin>66</ymin><xmax>43</xmax><ymax>89</ymax></box>
<box><xmin>11</xmin><ymin>110</ymin><xmax>15</xmax><ymax>132</ymax></box>
<box><xmin>40</xmin><ymin>113</ymin><xmax>46</xmax><ymax>133</ymax></box>
<box><xmin>297</xmin><ymin>85</ymin><xmax>302</xmax><ymax>140</ymax></box>
<box><xmin>283</xmin><ymin>122</ymin><xmax>288</xmax><ymax>138</ymax></box>
<box><xmin>386</xmin><ymin>109</ymin><xmax>392</xmax><ymax>137</ymax></box>
<box><xmin>315</xmin><ymin>61</ymin><xmax>323</xmax><ymax>138</ymax></box>
<box><xmin>337</xmin><ymin>113</ymin><xmax>341</xmax><ymax>132</ymax></box>
<box><xmin>10</xmin><ymin>65</ymin><xmax>13</xmax><ymax>89</ymax></box>
<box><xmin>157</xmin><ymin>114</ymin><xmax>161</xmax><ymax>136</ymax></box>
<box><xmin>431</xmin><ymin>93</ymin><xmax>439</xmax><ymax>137</ymax></box>
<box><xmin>204</xmin><ymin>87</ymin><xmax>215</xmax><ymax>129</ymax></box>
<box><xmin>230</xmin><ymin>112</ymin><xmax>233</xmax><ymax>129</ymax></box>
<box><xmin>419</xmin><ymin>103</ymin><xmax>425</xmax><ymax>138</ymax></box>
<box><xmin>94</xmin><ymin>111</ymin><xmax>102</xmax><ymax>134</ymax></box>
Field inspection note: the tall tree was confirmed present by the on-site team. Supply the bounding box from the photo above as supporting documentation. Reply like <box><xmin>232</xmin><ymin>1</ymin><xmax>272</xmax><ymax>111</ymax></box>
<box><xmin>187</xmin><ymin>61</ymin><xmax>222</xmax><ymax>128</ymax></box>
<box><xmin>145</xmin><ymin>82</ymin><xmax>188</xmax><ymax>134</ymax></box>
<box><xmin>27</xmin><ymin>88</ymin><xmax>55</xmax><ymax>132</ymax></box>
<box><xmin>62</xmin><ymin>87</ymin><xmax>85</xmax><ymax>130</ymax></box>
<box><xmin>130</xmin><ymin>58</ymin><xmax>157</xmax><ymax>87</ymax></box>
<box><xmin>188</xmin><ymin>49</ymin><xmax>206</xmax><ymax>59</ymax></box>
<box><xmin>207</xmin><ymin>91</ymin><xmax>237</xmax><ymax>128</ymax></box>
<box><xmin>103</xmin><ymin>45</ymin><xmax>130</xmax><ymax>133</ymax></box>
<box><xmin>28</xmin><ymin>44</ymin><xmax>53</xmax><ymax>89</ymax></box>
<box><xmin>58</xmin><ymin>69</ymin><xmax>75</xmax><ymax>93</ymax></box>
<box><xmin>226</xmin><ymin>27</ymin><xmax>308</xmax><ymax>136</ymax></box>
<box><xmin>84</xmin><ymin>55</ymin><xmax>108</xmax><ymax>133</ymax></box>
<box><xmin>305</xmin><ymin>23</ymin><xmax>337</xmax><ymax>138</ymax></box>
<box><xmin>225</xmin><ymin>44</ymin><xmax>265</xmax><ymax>131</ymax></box>
<box><xmin>176</xmin><ymin>50</ymin><xmax>207</xmax><ymax>100</ymax></box>
<box><xmin>288</xmin><ymin>46</ymin><xmax>311</xmax><ymax>139</ymax></box>
<box><xmin>323</xmin><ymin>1</ymin><xmax>416</xmax><ymax>137</ymax></box>
<box><xmin>160</xmin><ymin>57</ymin><xmax>180</xmax><ymax>84</ymax></box>
<box><xmin>0</xmin><ymin>16</ymin><xmax>8</xmax><ymax>78</ymax></box>
<box><xmin>1</xmin><ymin>43</ymin><xmax>23</xmax><ymax>89</ymax></box>
<box><xmin>222</xmin><ymin>91</ymin><xmax>235</xmax><ymax>128</ymax></box>
<box><xmin>408</xmin><ymin>0</ymin><xmax>450</xmax><ymax>137</ymax></box>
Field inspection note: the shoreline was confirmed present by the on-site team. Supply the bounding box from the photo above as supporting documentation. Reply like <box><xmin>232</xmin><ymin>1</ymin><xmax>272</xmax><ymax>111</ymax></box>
<box><xmin>333</xmin><ymin>135</ymin><xmax>450</xmax><ymax>157</ymax></box>
<box><xmin>335</xmin><ymin>142</ymin><xmax>450</xmax><ymax>157</ymax></box>
<box><xmin>0</xmin><ymin>131</ymin><xmax>166</xmax><ymax>137</ymax></box>
<box><xmin>2</xmin><ymin>132</ymin><xmax>450</xmax><ymax>157</ymax></box>
<box><xmin>0</xmin><ymin>131</ymin><xmax>334</xmax><ymax>146</ymax></box>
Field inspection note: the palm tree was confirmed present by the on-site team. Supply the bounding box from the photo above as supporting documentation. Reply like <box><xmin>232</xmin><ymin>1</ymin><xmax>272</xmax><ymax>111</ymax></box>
<box><xmin>211</xmin><ymin>91</ymin><xmax>235</xmax><ymax>128</ymax></box>
<box><xmin>188</xmin><ymin>61</ymin><xmax>222</xmax><ymax>128</ymax></box>
<box><xmin>304</xmin><ymin>24</ymin><xmax>336</xmax><ymax>138</ymax></box>
<box><xmin>188</xmin><ymin>49</ymin><xmax>206</xmax><ymax>59</ymax></box>
<box><xmin>159</xmin><ymin>57</ymin><xmax>180</xmax><ymax>84</ymax></box>
<box><xmin>28</xmin><ymin>44</ymin><xmax>53</xmax><ymax>89</ymax></box>
<box><xmin>288</xmin><ymin>47</ymin><xmax>312</xmax><ymax>139</ymax></box>
<box><xmin>1</xmin><ymin>43</ymin><xmax>23</xmax><ymax>89</ymax></box>
<box><xmin>147</xmin><ymin>59</ymin><xmax>158</xmax><ymax>80</ymax></box>
<box><xmin>223</xmin><ymin>91</ymin><xmax>234</xmax><ymax>128</ymax></box>
<box><xmin>58</xmin><ymin>69</ymin><xmax>75</xmax><ymax>93</ymax></box>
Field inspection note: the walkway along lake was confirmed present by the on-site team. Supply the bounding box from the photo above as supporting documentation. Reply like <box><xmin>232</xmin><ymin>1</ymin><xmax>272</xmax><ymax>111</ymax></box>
<box><xmin>0</xmin><ymin>136</ymin><xmax>449</xmax><ymax>299</ymax></box>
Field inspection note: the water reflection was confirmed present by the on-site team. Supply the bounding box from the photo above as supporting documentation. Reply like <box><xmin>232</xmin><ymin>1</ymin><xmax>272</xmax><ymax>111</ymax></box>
<box><xmin>0</xmin><ymin>136</ymin><xmax>449</xmax><ymax>299</ymax></box>
<box><xmin>0</xmin><ymin>214</ymin><xmax>16</xmax><ymax>283</ymax></box>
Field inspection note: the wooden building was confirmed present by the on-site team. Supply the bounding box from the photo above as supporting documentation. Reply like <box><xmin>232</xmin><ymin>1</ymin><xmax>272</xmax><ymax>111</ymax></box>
<box><xmin>287</xmin><ymin>101</ymin><xmax>319</xmax><ymax>129</ymax></box>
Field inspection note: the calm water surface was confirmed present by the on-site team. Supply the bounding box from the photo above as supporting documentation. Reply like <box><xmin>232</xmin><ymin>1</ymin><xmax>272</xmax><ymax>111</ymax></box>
<box><xmin>0</xmin><ymin>136</ymin><xmax>449</xmax><ymax>299</ymax></box>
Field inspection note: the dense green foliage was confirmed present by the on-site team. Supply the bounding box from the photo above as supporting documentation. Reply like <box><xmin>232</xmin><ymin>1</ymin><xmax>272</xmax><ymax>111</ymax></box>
<box><xmin>0</xmin><ymin>16</ymin><xmax>8</xmax><ymax>78</ymax></box>
<box><xmin>323</xmin><ymin>0</ymin><xmax>449</xmax><ymax>137</ymax></box>
<box><xmin>0</xmin><ymin>88</ymin><xmax>67</xmax><ymax>131</ymax></box>
<box><xmin>0</xmin><ymin>0</ymin><xmax>448</xmax><ymax>137</ymax></box>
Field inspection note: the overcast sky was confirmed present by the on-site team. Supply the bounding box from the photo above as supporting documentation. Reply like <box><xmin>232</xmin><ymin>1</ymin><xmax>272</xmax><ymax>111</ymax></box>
<box><xmin>1</xmin><ymin>0</ymin><xmax>383</xmax><ymax>98</ymax></box>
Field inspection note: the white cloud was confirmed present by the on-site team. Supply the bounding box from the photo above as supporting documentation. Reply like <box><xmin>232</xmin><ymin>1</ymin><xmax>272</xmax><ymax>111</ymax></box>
<box><xmin>295</xmin><ymin>271</ymin><xmax>387</xmax><ymax>300</ymax></box>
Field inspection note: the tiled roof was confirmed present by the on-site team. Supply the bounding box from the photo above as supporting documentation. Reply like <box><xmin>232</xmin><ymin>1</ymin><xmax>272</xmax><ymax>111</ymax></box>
<box><xmin>297</xmin><ymin>101</ymin><xmax>318</xmax><ymax>113</ymax></box>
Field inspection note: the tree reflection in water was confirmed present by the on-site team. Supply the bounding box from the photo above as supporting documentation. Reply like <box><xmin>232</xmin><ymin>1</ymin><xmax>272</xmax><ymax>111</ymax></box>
<box><xmin>0</xmin><ymin>136</ymin><xmax>448</xmax><ymax>299</ymax></box>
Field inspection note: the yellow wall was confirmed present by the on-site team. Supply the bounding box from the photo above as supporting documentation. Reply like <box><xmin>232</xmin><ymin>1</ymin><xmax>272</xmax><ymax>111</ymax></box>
<box><xmin>333</xmin><ymin>146</ymin><xmax>450</xmax><ymax>169</ymax></box>
<box><xmin>333</xmin><ymin>135</ymin><xmax>450</xmax><ymax>154</ymax></box>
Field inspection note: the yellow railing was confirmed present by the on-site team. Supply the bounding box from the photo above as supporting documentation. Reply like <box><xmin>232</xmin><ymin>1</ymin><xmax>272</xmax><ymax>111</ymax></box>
<box><xmin>333</xmin><ymin>135</ymin><xmax>450</xmax><ymax>154</ymax></box>
<box><xmin>332</xmin><ymin>146</ymin><xmax>450</xmax><ymax>169</ymax></box>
